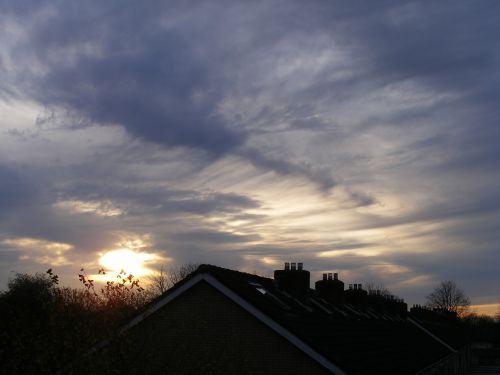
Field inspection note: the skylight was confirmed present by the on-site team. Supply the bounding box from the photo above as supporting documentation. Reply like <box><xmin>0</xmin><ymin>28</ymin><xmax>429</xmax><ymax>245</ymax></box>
<box><xmin>251</xmin><ymin>286</ymin><xmax>291</xmax><ymax>310</ymax></box>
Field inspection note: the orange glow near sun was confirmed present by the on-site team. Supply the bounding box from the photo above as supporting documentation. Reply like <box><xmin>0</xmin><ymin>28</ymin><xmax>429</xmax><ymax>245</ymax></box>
<box><xmin>99</xmin><ymin>248</ymin><xmax>158</xmax><ymax>277</ymax></box>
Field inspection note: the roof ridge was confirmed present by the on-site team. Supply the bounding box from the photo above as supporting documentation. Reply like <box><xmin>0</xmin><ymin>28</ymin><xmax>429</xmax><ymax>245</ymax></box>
<box><xmin>196</xmin><ymin>263</ymin><xmax>272</xmax><ymax>282</ymax></box>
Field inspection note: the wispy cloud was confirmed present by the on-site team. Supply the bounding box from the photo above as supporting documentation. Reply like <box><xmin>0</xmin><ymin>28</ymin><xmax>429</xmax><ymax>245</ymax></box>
<box><xmin>0</xmin><ymin>0</ymin><xmax>499</xmax><ymax>306</ymax></box>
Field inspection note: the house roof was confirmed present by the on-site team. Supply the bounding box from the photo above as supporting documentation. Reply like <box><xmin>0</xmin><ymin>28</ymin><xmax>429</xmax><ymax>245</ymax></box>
<box><xmin>408</xmin><ymin>308</ymin><xmax>468</xmax><ymax>351</ymax></box>
<box><xmin>123</xmin><ymin>264</ymin><xmax>457</xmax><ymax>375</ymax></box>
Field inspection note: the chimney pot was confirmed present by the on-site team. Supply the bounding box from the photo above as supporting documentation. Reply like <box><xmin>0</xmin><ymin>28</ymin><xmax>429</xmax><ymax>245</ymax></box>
<box><xmin>328</xmin><ymin>273</ymin><xmax>333</xmax><ymax>280</ymax></box>
<box><xmin>358</xmin><ymin>284</ymin><xmax>362</xmax><ymax>290</ymax></box>
<box><xmin>349</xmin><ymin>284</ymin><xmax>353</xmax><ymax>290</ymax></box>
<box><xmin>323</xmin><ymin>273</ymin><xmax>327</xmax><ymax>280</ymax></box>
<box><xmin>298</xmin><ymin>262</ymin><xmax>303</xmax><ymax>271</ymax></box>
<box><xmin>334</xmin><ymin>273</ymin><xmax>338</xmax><ymax>280</ymax></box>
<box><xmin>274</xmin><ymin>264</ymin><xmax>310</xmax><ymax>297</ymax></box>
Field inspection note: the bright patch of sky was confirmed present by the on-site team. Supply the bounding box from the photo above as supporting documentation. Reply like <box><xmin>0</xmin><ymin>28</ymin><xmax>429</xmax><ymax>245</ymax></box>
<box><xmin>0</xmin><ymin>0</ymin><xmax>499</xmax><ymax>312</ymax></box>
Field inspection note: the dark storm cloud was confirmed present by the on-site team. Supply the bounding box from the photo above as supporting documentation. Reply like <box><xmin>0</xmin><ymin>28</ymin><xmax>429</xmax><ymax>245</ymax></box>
<box><xmin>357</xmin><ymin>191</ymin><xmax>500</xmax><ymax>232</ymax></box>
<box><xmin>343</xmin><ymin>2</ymin><xmax>500</xmax><ymax>171</ymax></box>
<box><xmin>320</xmin><ymin>1</ymin><xmax>500</xmax><ymax>101</ymax></box>
<box><xmin>3</xmin><ymin>1</ymin><xmax>498</xmax><ymax>186</ymax></box>
<box><xmin>238</xmin><ymin>148</ymin><xmax>337</xmax><ymax>190</ymax></box>
<box><xmin>1</xmin><ymin>0</ymin><xmax>499</xmax><ymax>304</ymax></box>
<box><xmin>5</xmin><ymin>190</ymin><xmax>261</xmax><ymax>256</ymax></box>
<box><xmin>35</xmin><ymin>8</ymin><xmax>242</xmax><ymax>155</ymax></box>
<box><xmin>2</xmin><ymin>2</ymin><xmax>243</xmax><ymax>153</ymax></box>
<box><xmin>57</xmin><ymin>179</ymin><xmax>261</xmax><ymax>216</ymax></box>
<box><xmin>0</xmin><ymin>166</ymin><xmax>34</xmax><ymax>215</ymax></box>
<box><xmin>159</xmin><ymin>192</ymin><xmax>259</xmax><ymax>215</ymax></box>
<box><xmin>0</xmin><ymin>0</ymin><xmax>349</xmax><ymax>187</ymax></box>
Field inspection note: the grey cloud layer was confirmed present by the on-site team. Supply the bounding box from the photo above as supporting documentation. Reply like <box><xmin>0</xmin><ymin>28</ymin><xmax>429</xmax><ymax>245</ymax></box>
<box><xmin>0</xmin><ymin>0</ymin><xmax>499</xmax><ymax>304</ymax></box>
<box><xmin>3</xmin><ymin>1</ymin><xmax>499</xmax><ymax>182</ymax></box>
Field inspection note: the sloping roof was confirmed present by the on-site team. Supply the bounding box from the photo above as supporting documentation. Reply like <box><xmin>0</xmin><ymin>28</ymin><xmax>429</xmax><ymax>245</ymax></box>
<box><xmin>123</xmin><ymin>264</ymin><xmax>456</xmax><ymax>375</ymax></box>
<box><xmin>408</xmin><ymin>310</ymin><xmax>468</xmax><ymax>351</ymax></box>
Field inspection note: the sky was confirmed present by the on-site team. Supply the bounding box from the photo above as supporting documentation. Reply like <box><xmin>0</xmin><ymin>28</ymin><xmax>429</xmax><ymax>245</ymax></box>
<box><xmin>0</xmin><ymin>0</ymin><xmax>499</xmax><ymax>313</ymax></box>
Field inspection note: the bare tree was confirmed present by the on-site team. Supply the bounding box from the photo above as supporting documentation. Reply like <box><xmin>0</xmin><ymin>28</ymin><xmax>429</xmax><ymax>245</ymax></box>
<box><xmin>147</xmin><ymin>263</ymin><xmax>199</xmax><ymax>297</ymax></box>
<box><xmin>168</xmin><ymin>263</ymin><xmax>199</xmax><ymax>285</ymax></box>
<box><xmin>365</xmin><ymin>282</ymin><xmax>392</xmax><ymax>297</ymax></box>
<box><xmin>426</xmin><ymin>280</ymin><xmax>471</xmax><ymax>317</ymax></box>
<box><xmin>148</xmin><ymin>265</ymin><xmax>168</xmax><ymax>296</ymax></box>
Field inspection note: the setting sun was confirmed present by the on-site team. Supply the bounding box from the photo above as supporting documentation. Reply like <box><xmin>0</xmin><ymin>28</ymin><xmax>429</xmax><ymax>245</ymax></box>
<box><xmin>99</xmin><ymin>248</ymin><xmax>159</xmax><ymax>277</ymax></box>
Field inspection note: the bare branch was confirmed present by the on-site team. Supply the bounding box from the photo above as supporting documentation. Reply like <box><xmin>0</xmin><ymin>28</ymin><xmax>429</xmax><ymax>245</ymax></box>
<box><xmin>426</xmin><ymin>280</ymin><xmax>471</xmax><ymax>317</ymax></box>
<box><xmin>147</xmin><ymin>263</ymin><xmax>199</xmax><ymax>298</ymax></box>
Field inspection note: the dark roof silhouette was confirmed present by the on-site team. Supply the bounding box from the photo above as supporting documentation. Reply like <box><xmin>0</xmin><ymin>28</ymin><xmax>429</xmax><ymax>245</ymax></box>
<box><xmin>72</xmin><ymin>264</ymin><xmax>468</xmax><ymax>374</ymax></box>
<box><xmin>124</xmin><ymin>264</ymin><xmax>457</xmax><ymax>375</ymax></box>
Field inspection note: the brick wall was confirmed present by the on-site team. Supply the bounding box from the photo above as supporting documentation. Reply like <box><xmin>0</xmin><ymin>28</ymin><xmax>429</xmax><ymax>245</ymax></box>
<box><xmin>73</xmin><ymin>280</ymin><xmax>333</xmax><ymax>374</ymax></box>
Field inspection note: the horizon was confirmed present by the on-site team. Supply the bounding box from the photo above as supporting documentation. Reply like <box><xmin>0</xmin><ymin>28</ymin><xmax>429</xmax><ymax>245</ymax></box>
<box><xmin>0</xmin><ymin>1</ymin><xmax>499</xmax><ymax>316</ymax></box>
<box><xmin>3</xmin><ymin>261</ymin><xmax>497</xmax><ymax>317</ymax></box>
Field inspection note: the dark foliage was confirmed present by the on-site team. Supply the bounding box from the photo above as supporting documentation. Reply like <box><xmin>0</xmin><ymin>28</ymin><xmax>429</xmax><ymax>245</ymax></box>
<box><xmin>463</xmin><ymin>313</ymin><xmax>500</xmax><ymax>345</ymax></box>
<box><xmin>1</xmin><ymin>267</ymin><xmax>498</xmax><ymax>373</ymax></box>
<box><xmin>0</xmin><ymin>268</ymin><xmax>149</xmax><ymax>374</ymax></box>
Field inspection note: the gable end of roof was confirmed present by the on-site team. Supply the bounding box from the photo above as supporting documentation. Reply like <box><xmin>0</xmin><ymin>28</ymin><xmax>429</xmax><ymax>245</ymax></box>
<box><xmin>123</xmin><ymin>272</ymin><xmax>348</xmax><ymax>375</ymax></box>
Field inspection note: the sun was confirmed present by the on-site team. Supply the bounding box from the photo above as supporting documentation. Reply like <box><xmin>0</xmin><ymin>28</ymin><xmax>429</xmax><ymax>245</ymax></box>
<box><xmin>99</xmin><ymin>248</ymin><xmax>157</xmax><ymax>277</ymax></box>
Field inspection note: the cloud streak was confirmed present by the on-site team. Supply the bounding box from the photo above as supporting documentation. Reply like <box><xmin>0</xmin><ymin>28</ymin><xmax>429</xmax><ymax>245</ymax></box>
<box><xmin>0</xmin><ymin>0</ymin><xmax>499</xmax><ymax>309</ymax></box>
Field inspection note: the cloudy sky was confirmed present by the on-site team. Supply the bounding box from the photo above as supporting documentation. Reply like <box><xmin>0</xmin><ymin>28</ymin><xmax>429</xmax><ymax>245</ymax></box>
<box><xmin>0</xmin><ymin>0</ymin><xmax>499</xmax><ymax>312</ymax></box>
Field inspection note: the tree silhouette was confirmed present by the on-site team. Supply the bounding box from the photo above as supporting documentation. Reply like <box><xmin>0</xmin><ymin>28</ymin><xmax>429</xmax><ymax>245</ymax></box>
<box><xmin>426</xmin><ymin>280</ymin><xmax>471</xmax><ymax>317</ymax></box>
<box><xmin>0</xmin><ymin>268</ymin><xmax>151</xmax><ymax>374</ymax></box>
<box><xmin>147</xmin><ymin>263</ymin><xmax>199</xmax><ymax>297</ymax></box>
<box><xmin>365</xmin><ymin>282</ymin><xmax>392</xmax><ymax>298</ymax></box>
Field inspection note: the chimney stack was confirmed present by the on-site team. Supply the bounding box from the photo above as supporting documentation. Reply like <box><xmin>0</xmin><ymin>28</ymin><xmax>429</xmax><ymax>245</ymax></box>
<box><xmin>274</xmin><ymin>262</ymin><xmax>310</xmax><ymax>297</ymax></box>
<box><xmin>315</xmin><ymin>270</ymin><xmax>345</xmax><ymax>304</ymax></box>
<box><xmin>344</xmin><ymin>281</ymin><xmax>368</xmax><ymax>306</ymax></box>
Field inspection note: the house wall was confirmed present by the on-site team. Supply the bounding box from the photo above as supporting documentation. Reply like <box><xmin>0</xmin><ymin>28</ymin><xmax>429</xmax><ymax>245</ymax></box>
<box><xmin>73</xmin><ymin>280</ymin><xmax>333</xmax><ymax>374</ymax></box>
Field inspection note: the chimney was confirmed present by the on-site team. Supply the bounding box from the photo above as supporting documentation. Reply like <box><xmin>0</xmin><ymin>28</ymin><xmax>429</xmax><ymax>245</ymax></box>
<box><xmin>298</xmin><ymin>262</ymin><xmax>303</xmax><ymax>271</ymax></box>
<box><xmin>344</xmin><ymin>281</ymin><xmax>368</xmax><ymax>306</ymax></box>
<box><xmin>315</xmin><ymin>271</ymin><xmax>345</xmax><ymax>304</ymax></box>
<box><xmin>334</xmin><ymin>273</ymin><xmax>338</xmax><ymax>280</ymax></box>
<box><xmin>274</xmin><ymin>262</ymin><xmax>310</xmax><ymax>297</ymax></box>
<box><xmin>285</xmin><ymin>262</ymin><xmax>290</xmax><ymax>271</ymax></box>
